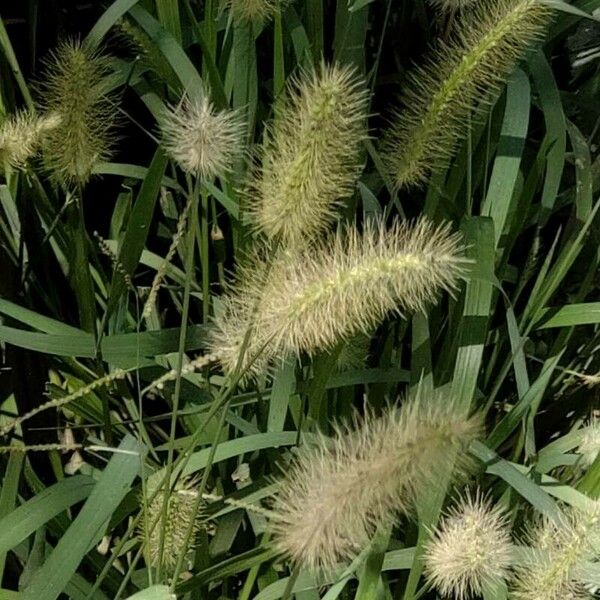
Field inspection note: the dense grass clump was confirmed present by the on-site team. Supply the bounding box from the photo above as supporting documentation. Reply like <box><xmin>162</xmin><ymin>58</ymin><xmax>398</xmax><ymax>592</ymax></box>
<box><xmin>0</xmin><ymin>0</ymin><xmax>599</xmax><ymax>598</ymax></box>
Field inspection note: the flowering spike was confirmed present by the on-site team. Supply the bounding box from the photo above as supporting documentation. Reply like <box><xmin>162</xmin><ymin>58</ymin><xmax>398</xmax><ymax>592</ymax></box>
<box><xmin>226</xmin><ymin>0</ymin><xmax>283</xmax><ymax>23</ymax></box>
<box><xmin>140</xmin><ymin>478</ymin><xmax>201</xmax><ymax>573</ymax></box>
<box><xmin>383</xmin><ymin>0</ymin><xmax>554</xmax><ymax>188</ymax></box>
<box><xmin>511</xmin><ymin>504</ymin><xmax>600</xmax><ymax>600</ymax></box>
<box><xmin>248</xmin><ymin>63</ymin><xmax>369</xmax><ymax>249</ymax></box>
<box><xmin>577</xmin><ymin>418</ymin><xmax>600</xmax><ymax>469</ymax></box>
<box><xmin>424</xmin><ymin>491</ymin><xmax>513</xmax><ymax>599</ymax></box>
<box><xmin>270</xmin><ymin>392</ymin><xmax>482</xmax><ymax>571</ymax></box>
<box><xmin>39</xmin><ymin>40</ymin><xmax>117</xmax><ymax>186</ymax></box>
<box><xmin>0</xmin><ymin>111</ymin><xmax>60</xmax><ymax>170</ymax></box>
<box><xmin>428</xmin><ymin>0</ymin><xmax>479</xmax><ymax>10</ymax></box>
<box><xmin>160</xmin><ymin>91</ymin><xmax>244</xmax><ymax>180</ymax></box>
<box><xmin>208</xmin><ymin>217</ymin><xmax>468</xmax><ymax>379</ymax></box>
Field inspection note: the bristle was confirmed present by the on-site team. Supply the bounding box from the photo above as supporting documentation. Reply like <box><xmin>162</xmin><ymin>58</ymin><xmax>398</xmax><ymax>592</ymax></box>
<box><xmin>226</xmin><ymin>0</ymin><xmax>283</xmax><ymax>24</ymax></box>
<box><xmin>248</xmin><ymin>63</ymin><xmax>369</xmax><ymax>250</ymax></box>
<box><xmin>207</xmin><ymin>249</ymin><xmax>275</xmax><ymax>382</ymax></box>
<box><xmin>270</xmin><ymin>391</ymin><xmax>482</xmax><ymax>571</ymax></box>
<box><xmin>511</xmin><ymin>504</ymin><xmax>600</xmax><ymax>600</ymax></box>
<box><xmin>160</xmin><ymin>91</ymin><xmax>244</xmax><ymax>180</ymax></box>
<box><xmin>335</xmin><ymin>334</ymin><xmax>371</xmax><ymax>372</ymax></box>
<box><xmin>383</xmin><ymin>0</ymin><xmax>554</xmax><ymax>188</ymax></box>
<box><xmin>0</xmin><ymin>111</ymin><xmax>61</xmax><ymax>169</ymax></box>
<box><xmin>208</xmin><ymin>217</ymin><xmax>468</xmax><ymax>379</ymax></box>
<box><xmin>424</xmin><ymin>491</ymin><xmax>513</xmax><ymax>599</ymax></box>
<box><xmin>140</xmin><ymin>478</ymin><xmax>201</xmax><ymax>573</ymax></box>
<box><xmin>143</xmin><ymin>198</ymin><xmax>192</xmax><ymax>318</ymax></box>
<box><xmin>577</xmin><ymin>418</ymin><xmax>600</xmax><ymax>468</ymax></box>
<box><xmin>428</xmin><ymin>0</ymin><xmax>479</xmax><ymax>10</ymax></box>
<box><xmin>39</xmin><ymin>40</ymin><xmax>117</xmax><ymax>186</ymax></box>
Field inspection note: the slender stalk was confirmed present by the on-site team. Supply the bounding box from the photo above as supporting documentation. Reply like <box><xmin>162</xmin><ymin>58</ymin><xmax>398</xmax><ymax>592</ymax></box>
<box><xmin>281</xmin><ymin>567</ymin><xmax>300</xmax><ymax>600</ymax></box>
<box><xmin>238</xmin><ymin>532</ymin><xmax>272</xmax><ymax>600</ymax></box>
<box><xmin>156</xmin><ymin>175</ymin><xmax>199</xmax><ymax>581</ymax></box>
<box><xmin>200</xmin><ymin>186</ymin><xmax>210</xmax><ymax>324</ymax></box>
<box><xmin>170</xmin><ymin>395</ymin><xmax>234</xmax><ymax>585</ymax></box>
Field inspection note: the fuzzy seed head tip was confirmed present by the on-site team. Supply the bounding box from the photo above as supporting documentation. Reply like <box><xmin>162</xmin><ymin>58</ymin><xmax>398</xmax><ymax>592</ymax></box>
<box><xmin>577</xmin><ymin>418</ymin><xmax>600</xmax><ymax>468</ymax></box>
<box><xmin>226</xmin><ymin>0</ymin><xmax>287</xmax><ymax>24</ymax></box>
<box><xmin>39</xmin><ymin>40</ymin><xmax>117</xmax><ymax>186</ymax></box>
<box><xmin>140</xmin><ymin>477</ymin><xmax>201</xmax><ymax>573</ymax></box>
<box><xmin>249</xmin><ymin>62</ymin><xmax>369</xmax><ymax>249</ymax></box>
<box><xmin>383</xmin><ymin>0</ymin><xmax>554</xmax><ymax>189</ymax></box>
<box><xmin>512</xmin><ymin>503</ymin><xmax>600</xmax><ymax>600</ymax></box>
<box><xmin>270</xmin><ymin>392</ymin><xmax>482</xmax><ymax>572</ymax></box>
<box><xmin>424</xmin><ymin>492</ymin><xmax>513</xmax><ymax>599</ymax></box>
<box><xmin>0</xmin><ymin>111</ymin><xmax>61</xmax><ymax>169</ymax></box>
<box><xmin>208</xmin><ymin>217</ymin><xmax>469</xmax><ymax>380</ymax></box>
<box><xmin>161</xmin><ymin>91</ymin><xmax>244</xmax><ymax>180</ymax></box>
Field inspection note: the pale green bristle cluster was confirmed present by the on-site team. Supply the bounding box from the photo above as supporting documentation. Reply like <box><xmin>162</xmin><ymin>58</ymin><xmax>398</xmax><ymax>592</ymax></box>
<box><xmin>140</xmin><ymin>479</ymin><xmax>201</xmax><ymax>573</ymax></box>
<box><xmin>335</xmin><ymin>334</ymin><xmax>371</xmax><ymax>372</ymax></box>
<box><xmin>424</xmin><ymin>492</ymin><xmax>513</xmax><ymax>599</ymax></box>
<box><xmin>118</xmin><ymin>18</ymin><xmax>175</xmax><ymax>83</ymax></box>
<box><xmin>270</xmin><ymin>391</ymin><xmax>482</xmax><ymax>571</ymax></box>
<box><xmin>0</xmin><ymin>110</ymin><xmax>60</xmax><ymax>170</ymax></box>
<box><xmin>512</xmin><ymin>504</ymin><xmax>600</xmax><ymax>600</ymax></box>
<box><xmin>39</xmin><ymin>40</ymin><xmax>116</xmax><ymax>186</ymax></box>
<box><xmin>160</xmin><ymin>92</ymin><xmax>244</xmax><ymax>180</ymax></box>
<box><xmin>428</xmin><ymin>0</ymin><xmax>479</xmax><ymax>10</ymax></box>
<box><xmin>208</xmin><ymin>217</ymin><xmax>468</xmax><ymax>379</ymax></box>
<box><xmin>226</xmin><ymin>0</ymin><xmax>282</xmax><ymax>24</ymax></box>
<box><xmin>576</xmin><ymin>418</ymin><xmax>600</xmax><ymax>468</ymax></box>
<box><xmin>248</xmin><ymin>63</ymin><xmax>369</xmax><ymax>249</ymax></box>
<box><xmin>383</xmin><ymin>0</ymin><xmax>554</xmax><ymax>188</ymax></box>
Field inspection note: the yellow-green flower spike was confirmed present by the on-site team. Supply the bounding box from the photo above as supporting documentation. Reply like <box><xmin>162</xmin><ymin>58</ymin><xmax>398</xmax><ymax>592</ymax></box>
<box><xmin>39</xmin><ymin>40</ymin><xmax>117</xmax><ymax>187</ymax></box>
<box><xmin>383</xmin><ymin>0</ymin><xmax>554</xmax><ymax>189</ymax></box>
<box><xmin>249</xmin><ymin>63</ymin><xmax>369</xmax><ymax>250</ymax></box>
<box><xmin>271</xmin><ymin>392</ymin><xmax>482</xmax><ymax>571</ymax></box>
<box><xmin>140</xmin><ymin>478</ymin><xmax>201</xmax><ymax>573</ymax></box>
<box><xmin>424</xmin><ymin>492</ymin><xmax>513</xmax><ymax>599</ymax></box>
<box><xmin>0</xmin><ymin>111</ymin><xmax>60</xmax><ymax>170</ymax></box>
<box><xmin>208</xmin><ymin>218</ymin><xmax>468</xmax><ymax>380</ymax></box>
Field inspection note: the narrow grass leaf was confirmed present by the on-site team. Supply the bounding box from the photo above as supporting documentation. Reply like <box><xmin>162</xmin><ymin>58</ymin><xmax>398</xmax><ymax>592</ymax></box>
<box><xmin>528</xmin><ymin>51</ymin><xmax>566</xmax><ymax>217</ymax></box>
<box><xmin>481</xmin><ymin>69</ymin><xmax>530</xmax><ymax>248</ymax></box>
<box><xmin>85</xmin><ymin>0</ymin><xmax>142</xmax><ymax>49</ymax></box>
<box><xmin>470</xmin><ymin>441</ymin><xmax>561</xmax><ymax>520</ymax></box>
<box><xmin>451</xmin><ymin>217</ymin><xmax>495</xmax><ymax>412</ymax></box>
<box><xmin>0</xmin><ymin>452</ymin><xmax>23</xmax><ymax>580</ymax></box>
<box><xmin>129</xmin><ymin>6</ymin><xmax>203</xmax><ymax>96</ymax></box>
<box><xmin>0</xmin><ymin>476</ymin><xmax>95</xmax><ymax>556</ymax></box>
<box><xmin>106</xmin><ymin>148</ymin><xmax>168</xmax><ymax>317</ymax></box>
<box><xmin>124</xmin><ymin>585</ymin><xmax>175</xmax><ymax>600</ymax></box>
<box><xmin>22</xmin><ymin>436</ymin><xmax>144</xmax><ymax>600</ymax></box>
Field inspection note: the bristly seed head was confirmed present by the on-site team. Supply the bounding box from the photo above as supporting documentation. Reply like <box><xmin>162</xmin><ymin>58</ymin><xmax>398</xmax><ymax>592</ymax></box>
<box><xmin>38</xmin><ymin>40</ymin><xmax>117</xmax><ymax>187</ymax></box>
<box><xmin>140</xmin><ymin>477</ymin><xmax>201</xmax><ymax>573</ymax></box>
<box><xmin>382</xmin><ymin>0</ymin><xmax>554</xmax><ymax>189</ymax></box>
<box><xmin>248</xmin><ymin>62</ymin><xmax>369</xmax><ymax>250</ymax></box>
<box><xmin>208</xmin><ymin>217</ymin><xmax>468</xmax><ymax>380</ymax></box>
<box><xmin>226</xmin><ymin>0</ymin><xmax>285</xmax><ymax>24</ymax></box>
<box><xmin>511</xmin><ymin>503</ymin><xmax>600</xmax><ymax>600</ymax></box>
<box><xmin>0</xmin><ymin>111</ymin><xmax>61</xmax><ymax>170</ymax></box>
<box><xmin>161</xmin><ymin>91</ymin><xmax>244</xmax><ymax>180</ymax></box>
<box><xmin>270</xmin><ymin>389</ymin><xmax>482</xmax><ymax>571</ymax></box>
<box><xmin>577</xmin><ymin>418</ymin><xmax>600</xmax><ymax>469</ymax></box>
<box><xmin>428</xmin><ymin>0</ymin><xmax>479</xmax><ymax>10</ymax></box>
<box><xmin>424</xmin><ymin>491</ymin><xmax>513</xmax><ymax>599</ymax></box>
